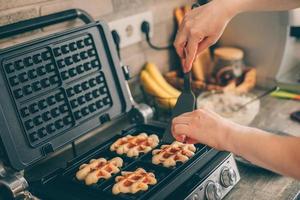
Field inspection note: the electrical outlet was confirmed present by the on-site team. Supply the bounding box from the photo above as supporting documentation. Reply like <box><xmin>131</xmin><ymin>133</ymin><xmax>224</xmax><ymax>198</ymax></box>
<box><xmin>108</xmin><ymin>11</ymin><xmax>153</xmax><ymax>48</ymax></box>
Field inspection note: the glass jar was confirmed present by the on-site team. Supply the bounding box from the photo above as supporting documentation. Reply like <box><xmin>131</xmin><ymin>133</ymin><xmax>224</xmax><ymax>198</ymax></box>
<box><xmin>212</xmin><ymin>47</ymin><xmax>245</xmax><ymax>86</ymax></box>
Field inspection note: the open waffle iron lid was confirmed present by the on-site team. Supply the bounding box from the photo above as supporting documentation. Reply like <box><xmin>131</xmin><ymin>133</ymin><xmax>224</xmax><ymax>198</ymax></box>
<box><xmin>0</xmin><ymin>9</ymin><xmax>134</xmax><ymax>170</ymax></box>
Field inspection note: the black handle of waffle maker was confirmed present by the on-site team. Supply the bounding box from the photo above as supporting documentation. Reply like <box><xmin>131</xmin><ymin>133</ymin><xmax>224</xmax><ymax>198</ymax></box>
<box><xmin>0</xmin><ymin>9</ymin><xmax>94</xmax><ymax>39</ymax></box>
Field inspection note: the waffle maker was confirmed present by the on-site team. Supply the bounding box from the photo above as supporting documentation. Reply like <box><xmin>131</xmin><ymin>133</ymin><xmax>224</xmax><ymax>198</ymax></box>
<box><xmin>0</xmin><ymin>9</ymin><xmax>240</xmax><ymax>200</ymax></box>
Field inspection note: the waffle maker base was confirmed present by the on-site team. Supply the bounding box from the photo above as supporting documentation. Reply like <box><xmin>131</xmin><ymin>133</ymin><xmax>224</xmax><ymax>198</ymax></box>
<box><xmin>0</xmin><ymin>9</ymin><xmax>240</xmax><ymax>200</ymax></box>
<box><xmin>28</xmin><ymin>122</ymin><xmax>240</xmax><ymax>200</ymax></box>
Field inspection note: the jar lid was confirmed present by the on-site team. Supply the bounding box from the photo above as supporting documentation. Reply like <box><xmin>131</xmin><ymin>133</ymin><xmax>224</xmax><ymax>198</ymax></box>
<box><xmin>214</xmin><ymin>47</ymin><xmax>244</xmax><ymax>60</ymax></box>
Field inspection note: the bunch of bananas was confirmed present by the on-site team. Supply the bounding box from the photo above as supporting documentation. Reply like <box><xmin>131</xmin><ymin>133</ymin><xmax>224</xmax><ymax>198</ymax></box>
<box><xmin>140</xmin><ymin>63</ymin><xmax>180</xmax><ymax>109</ymax></box>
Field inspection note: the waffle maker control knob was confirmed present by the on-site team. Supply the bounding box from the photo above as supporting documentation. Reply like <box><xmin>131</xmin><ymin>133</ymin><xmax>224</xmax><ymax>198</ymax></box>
<box><xmin>220</xmin><ymin>167</ymin><xmax>237</xmax><ymax>187</ymax></box>
<box><xmin>190</xmin><ymin>193</ymin><xmax>200</xmax><ymax>200</ymax></box>
<box><xmin>205</xmin><ymin>181</ymin><xmax>222</xmax><ymax>200</ymax></box>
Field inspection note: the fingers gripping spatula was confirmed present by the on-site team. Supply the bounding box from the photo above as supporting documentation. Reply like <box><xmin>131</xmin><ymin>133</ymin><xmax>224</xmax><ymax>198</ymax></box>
<box><xmin>161</xmin><ymin>3</ymin><xmax>198</xmax><ymax>143</ymax></box>
<box><xmin>162</xmin><ymin>70</ymin><xmax>196</xmax><ymax>143</ymax></box>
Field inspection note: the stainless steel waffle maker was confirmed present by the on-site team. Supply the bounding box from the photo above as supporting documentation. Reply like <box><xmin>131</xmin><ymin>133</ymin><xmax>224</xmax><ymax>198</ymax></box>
<box><xmin>0</xmin><ymin>9</ymin><xmax>240</xmax><ymax>200</ymax></box>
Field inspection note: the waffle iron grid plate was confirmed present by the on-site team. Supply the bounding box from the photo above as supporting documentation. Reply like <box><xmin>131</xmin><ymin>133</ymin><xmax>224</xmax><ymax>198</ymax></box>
<box><xmin>0</xmin><ymin>21</ymin><xmax>132</xmax><ymax>170</ymax></box>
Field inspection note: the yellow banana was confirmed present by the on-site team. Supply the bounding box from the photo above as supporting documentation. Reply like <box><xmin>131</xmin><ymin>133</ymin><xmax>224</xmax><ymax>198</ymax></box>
<box><xmin>144</xmin><ymin>63</ymin><xmax>180</xmax><ymax>98</ymax></box>
<box><xmin>140</xmin><ymin>70</ymin><xmax>177</xmax><ymax>109</ymax></box>
<box><xmin>174</xmin><ymin>7</ymin><xmax>184</xmax><ymax>25</ymax></box>
<box><xmin>192</xmin><ymin>57</ymin><xmax>205</xmax><ymax>82</ymax></box>
<box><xmin>156</xmin><ymin>97</ymin><xmax>177</xmax><ymax>109</ymax></box>
<box><xmin>192</xmin><ymin>49</ymin><xmax>211</xmax><ymax>82</ymax></box>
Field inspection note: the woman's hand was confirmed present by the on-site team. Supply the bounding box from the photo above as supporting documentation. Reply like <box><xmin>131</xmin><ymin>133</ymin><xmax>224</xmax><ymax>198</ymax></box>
<box><xmin>171</xmin><ymin>108</ymin><xmax>238</xmax><ymax>150</ymax></box>
<box><xmin>172</xmin><ymin>108</ymin><xmax>300</xmax><ymax>180</ymax></box>
<box><xmin>174</xmin><ymin>0</ymin><xmax>236</xmax><ymax>72</ymax></box>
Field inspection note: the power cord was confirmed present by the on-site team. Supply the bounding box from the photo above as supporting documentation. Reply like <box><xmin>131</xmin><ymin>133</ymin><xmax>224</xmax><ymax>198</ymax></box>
<box><xmin>140</xmin><ymin>3</ymin><xmax>205</xmax><ymax>51</ymax></box>
<box><xmin>141</xmin><ymin>21</ymin><xmax>174</xmax><ymax>50</ymax></box>
<box><xmin>111</xmin><ymin>30</ymin><xmax>121</xmax><ymax>59</ymax></box>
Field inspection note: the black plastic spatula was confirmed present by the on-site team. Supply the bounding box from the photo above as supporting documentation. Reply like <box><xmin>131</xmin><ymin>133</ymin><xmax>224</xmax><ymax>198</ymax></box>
<box><xmin>161</xmin><ymin>3</ymin><xmax>200</xmax><ymax>143</ymax></box>
<box><xmin>162</xmin><ymin>71</ymin><xmax>196</xmax><ymax>143</ymax></box>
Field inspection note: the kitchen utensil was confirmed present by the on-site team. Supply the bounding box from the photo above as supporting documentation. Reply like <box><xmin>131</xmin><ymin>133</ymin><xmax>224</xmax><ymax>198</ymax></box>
<box><xmin>162</xmin><ymin>3</ymin><xmax>200</xmax><ymax>143</ymax></box>
<box><xmin>233</xmin><ymin>86</ymin><xmax>278</xmax><ymax>112</ymax></box>
<box><xmin>162</xmin><ymin>71</ymin><xmax>196</xmax><ymax>143</ymax></box>
<box><xmin>271</xmin><ymin>89</ymin><xmax>300</xmax><ymax>100</ymax></box>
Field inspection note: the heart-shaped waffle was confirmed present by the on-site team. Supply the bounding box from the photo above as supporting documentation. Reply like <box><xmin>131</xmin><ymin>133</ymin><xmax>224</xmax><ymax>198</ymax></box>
<box><xmin>110</xmin><ymin>133</ymin><xmax>159</xmax><ymax>157</ymax></box>
<box><xmin>76</xmin><ymin>157</ymin><xmax>123</xmax><ymax>185</ymax></box>
<box><xmin>152</xmin><ymin>141</ymin><xmax>196</xmax><ymax>167</ymax></box>
<box><xmin>112</xmin><ymin>168</ymin><xmax>157</xmax><ymax>195</ymax></box>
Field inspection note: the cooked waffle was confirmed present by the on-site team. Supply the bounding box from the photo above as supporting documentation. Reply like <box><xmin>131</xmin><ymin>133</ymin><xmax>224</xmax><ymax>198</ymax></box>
<box><xmin>76</xmin><ymin>157</ymin><xmax>123</xmax><ymax>185</ymax></box>
<box><xmin>110</xmin><ymin>133</ymin><xmax>159</xmax><ymax>157</ymax></box>
<box><xmin>112</xmin><ymin>168</ymin><xmax>157</xmax><ymax>195</ymax></box>
<box><xmin>152</xmin><ymin>141</ymin><xmax>196</xmax><ymax>167</ymax></box>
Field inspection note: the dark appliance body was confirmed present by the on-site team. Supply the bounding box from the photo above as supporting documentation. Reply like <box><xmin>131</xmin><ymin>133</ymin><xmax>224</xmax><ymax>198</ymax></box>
<box><xmin>0</xmin><ymin>9</ymin><xmax>240</xmax><ymax>200</ymax></box>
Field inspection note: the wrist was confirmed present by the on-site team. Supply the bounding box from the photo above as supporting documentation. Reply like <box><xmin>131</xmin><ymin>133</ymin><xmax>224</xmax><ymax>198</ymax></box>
<box><xmin>212</xmin><ymin>0</ymin><xmax>242</xmax><ymax>19</ymax></box>
<box><xmin>221</xmin><ymin>121</ymin><xmax>248</xmax><ymax>153</ymax></box>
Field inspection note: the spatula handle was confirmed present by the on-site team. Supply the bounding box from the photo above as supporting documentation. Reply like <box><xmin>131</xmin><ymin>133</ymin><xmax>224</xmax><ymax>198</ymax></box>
<box><xmin>183</xmin><ymin>71</ymin><xmax>192</xmax><ymax>92</ymax></box>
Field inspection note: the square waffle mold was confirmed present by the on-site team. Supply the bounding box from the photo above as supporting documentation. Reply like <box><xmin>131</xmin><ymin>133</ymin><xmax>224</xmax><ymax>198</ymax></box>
<box><xmin>0</xmin><ymin>22</ymin><xmax>133</xmax><ymax>170</ymax></box>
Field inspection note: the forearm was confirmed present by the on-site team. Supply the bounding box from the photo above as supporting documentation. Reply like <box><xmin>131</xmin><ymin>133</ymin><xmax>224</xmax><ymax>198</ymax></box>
<box><xmin>225</xmin><ymin>125</ymin><xmax>300</xmax><ymax>180</ymax></box>
<box><xmin>218</xmin><ymin>0</ymin><xmax>300</xmax><ymax>18</ymax></box>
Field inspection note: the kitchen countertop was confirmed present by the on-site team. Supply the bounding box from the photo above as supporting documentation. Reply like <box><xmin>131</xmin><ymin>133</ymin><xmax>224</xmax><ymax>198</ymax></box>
<box><xmin>224</xmin><ymin>163</ymin><xmax>300</xmax><ymax>200</ymax></box>
<box><xmin>224</xmin><ymin>90</ymin><xmax>300</xmax><ymax>200</ymax></box>
<box><xmin>249</xmin><ymin>89</ymin><xmax>300</xmax><ymax>136</ymax></box>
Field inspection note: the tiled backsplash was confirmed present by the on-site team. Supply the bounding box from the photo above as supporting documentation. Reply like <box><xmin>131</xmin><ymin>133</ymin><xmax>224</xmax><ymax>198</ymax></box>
<box><xmin>0</xmin><ymin>0</ymin><xmax>193</xmax><ymax>99</ymax></box>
